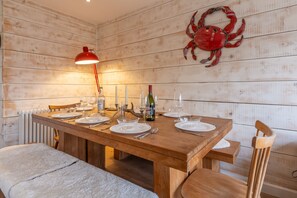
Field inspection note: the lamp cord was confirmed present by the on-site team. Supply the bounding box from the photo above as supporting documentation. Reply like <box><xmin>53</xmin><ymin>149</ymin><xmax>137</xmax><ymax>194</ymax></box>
<box><xmin>93</xmin><ymin>64</ymin><xmax>100</xmax><ymax>94</ymax></box>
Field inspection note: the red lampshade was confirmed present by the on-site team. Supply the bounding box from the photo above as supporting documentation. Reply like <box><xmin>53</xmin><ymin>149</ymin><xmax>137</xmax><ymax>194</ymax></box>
<box><xmin>75</xmin><ymin>46</ymin><xmax>99</xmax><ymax>65</ymax></box>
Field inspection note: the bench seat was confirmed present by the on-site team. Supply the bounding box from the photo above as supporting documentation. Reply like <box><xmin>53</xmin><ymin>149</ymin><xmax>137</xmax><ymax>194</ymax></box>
<box><xmin>203</xmin><ymin>140</ymin><xmax>240</xmax><ymax>172</ymax></box>
<box><xmin>0</xmin><ymin>144</ymin><xmax>158</xmax><ymax>198</ymax></box>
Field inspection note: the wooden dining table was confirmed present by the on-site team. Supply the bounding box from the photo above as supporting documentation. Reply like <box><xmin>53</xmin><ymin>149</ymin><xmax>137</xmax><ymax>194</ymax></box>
<box><xmin>32</xmin><ymin>110</ymin><xmax>232</xmax><ymax>198</ymax></box>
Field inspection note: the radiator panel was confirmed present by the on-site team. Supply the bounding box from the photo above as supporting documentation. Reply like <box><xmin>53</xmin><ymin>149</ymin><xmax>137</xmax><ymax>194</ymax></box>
<box><xmin>18</xmin><ymin>109</ymin><xmax>54</xmax><ymax>147</ymax></box>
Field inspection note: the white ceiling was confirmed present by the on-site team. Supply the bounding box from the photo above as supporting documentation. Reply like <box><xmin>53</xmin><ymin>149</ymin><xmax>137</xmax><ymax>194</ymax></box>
<box><xmin>28</xmin><ymin>0</ymin><xmax>160</xmax><ymax>25</ymax></box>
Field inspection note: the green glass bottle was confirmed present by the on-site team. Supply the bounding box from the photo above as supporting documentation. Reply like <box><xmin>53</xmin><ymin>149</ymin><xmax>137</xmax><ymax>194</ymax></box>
<box><xmin>145</xmin><ymin>85</ymin><xmax>155</xmax><ymax>121</ymax></box>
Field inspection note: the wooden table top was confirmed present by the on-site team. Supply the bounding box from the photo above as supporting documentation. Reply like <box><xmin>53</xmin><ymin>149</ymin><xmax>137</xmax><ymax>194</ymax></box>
<box><xmin>32</xmin><ymin>110</ymin><xmax>232</xmax><ymax>173</ymax></box>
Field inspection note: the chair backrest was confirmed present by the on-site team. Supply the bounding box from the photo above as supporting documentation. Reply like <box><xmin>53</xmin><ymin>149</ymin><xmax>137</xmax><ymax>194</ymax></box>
<box><xmin>48</xmin><ymin>103</ymin><xmax>79</xmax><ymax>112</ymax></box>
<box><xmin>246</xmin><ymin>120</ymin><xmax>276</xmax><ymax>198</ymax></box>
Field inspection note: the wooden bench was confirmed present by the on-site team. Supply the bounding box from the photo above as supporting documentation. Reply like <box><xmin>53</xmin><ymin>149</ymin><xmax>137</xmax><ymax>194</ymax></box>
<box><xmin>0</xmin><ymin>144</ymin><xmax>157</xmax><ymax>198</ymax></box>
<box><xmin>114</xmin><ymin>140</ymin><xmax>240</xmax><ymax>173</ymax></box>
<box><xmin>203</xmin><ymin>140</ymin><xmax>240</xmax><ymax>172</ymax></box>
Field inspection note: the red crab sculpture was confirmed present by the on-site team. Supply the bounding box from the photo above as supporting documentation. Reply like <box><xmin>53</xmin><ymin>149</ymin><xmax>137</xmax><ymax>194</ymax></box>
<box><xmin>183</xmin><ymin>6</ymin><xmax>245</xmax><ymax>67</ymax></box>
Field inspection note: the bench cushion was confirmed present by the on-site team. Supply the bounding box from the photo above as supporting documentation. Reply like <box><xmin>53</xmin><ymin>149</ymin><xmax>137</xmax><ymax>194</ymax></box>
<box><xmin>0</xmin><ymin>144</ymin><xmax>78</xmax><ymax>197</ymax></box>
<box><xmin>0</xmin><ymin>144</ymin><xmax>158</xmax><ymax>198</ymax></box>
<box><xmin>10</xmin><ymin>160</ymin><xmax>158</xmax><ymax>198</ymax></box>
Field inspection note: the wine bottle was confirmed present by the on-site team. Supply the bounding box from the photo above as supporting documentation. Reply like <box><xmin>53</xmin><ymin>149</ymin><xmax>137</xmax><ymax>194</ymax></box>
<box><xmin>97</xmin><ymin>87</ymin><xmax>105</xmax><ymax>114</ymax></box>
<box><xmin>145</xmin><ymin>85</ymin><xmax>155</xmax><ymax>121</ymax></box>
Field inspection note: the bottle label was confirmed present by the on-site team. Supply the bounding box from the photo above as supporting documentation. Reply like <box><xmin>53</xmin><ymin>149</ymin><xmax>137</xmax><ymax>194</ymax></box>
<box><xmin>146</xmin><ymin>105</ymin><xmax>155</xmax><ymax>121</ymax></box>
<box><xmin>98</xmin><ymin>99</ymin><xmax>105</xmax><ymax>111</ymax></box>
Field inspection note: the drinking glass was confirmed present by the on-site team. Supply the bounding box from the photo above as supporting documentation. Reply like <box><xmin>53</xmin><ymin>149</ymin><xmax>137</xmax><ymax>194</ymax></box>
<box><xmin>154</xmin><ymin>95</ymin><xmax>158</xmax><ymax>111</ymax></box>
<box><xmin>88</xmin><ymin>96</ymin><xmax>96</xmax><ymax>108</ymax></box>
<box><xmin>175</xmin><ymin>93</ymin><xmax>183</xmax><ymax>119</ymax></box>
<box><xmin>139</xmin><ymin>92</ymin><xmax>147</xmax><ymax>122</ymax></box>
<box><xmin>80</xmin><ymin>97</ymin><xmax>88</xmax><ymax>117</ymax></box>
<box><xmin>154</xmin><ymin>95</ymin><xmax>159</xmax><ymax>118</ymax></box>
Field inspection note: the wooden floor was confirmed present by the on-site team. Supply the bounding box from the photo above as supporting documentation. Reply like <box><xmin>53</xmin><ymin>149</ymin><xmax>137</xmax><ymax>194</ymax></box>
<box><xmin>104</xmin><ymin>147</ymin><xmax>278</xmax><ymax>198</ymax></box>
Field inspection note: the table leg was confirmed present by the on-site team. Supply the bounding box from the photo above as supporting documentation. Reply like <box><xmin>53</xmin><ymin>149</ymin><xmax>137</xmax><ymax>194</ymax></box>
<box><xmin>58</xmin><ymin>132</ymin><xmax>106</xmax><ymax>169</ymax></box>
<box><xmin>202</xmin><ymin>157</ymin><xmax>220</xmax><ymax>172</ymax></box>
<box><xmin>87</xmin><ymin>141</ymin><xmax>105</xmax><ymax>169</ymax></box>
<box><xmin>57</xmin><ymin>131</ymin><xmax>64</xmax><ymax>151</ymax></box>
<box><xmin>63</xmin><ymin>132</ymin><xmax>87</xmax><ymax>161</ymax></box>
<box><xmin>114</xmin><ymin>149</ymin><xmax>130</xmax><ymax>160</ymax></box>
<box><xmin>154</xmin><ymin>162</ymin><xmax>187</xmax><ymax>198</ymax></box>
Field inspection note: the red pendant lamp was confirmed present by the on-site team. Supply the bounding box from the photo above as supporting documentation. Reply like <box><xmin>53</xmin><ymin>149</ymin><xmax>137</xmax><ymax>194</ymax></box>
<box><xmin>75</xmin><ymin>46</ymin><xmax>99</xmax><ymax>64</ymax></box>
<box><xmin>75</xmin><ymin>46</ymin><xmax>100</xmax><ymax>94</ymax></box>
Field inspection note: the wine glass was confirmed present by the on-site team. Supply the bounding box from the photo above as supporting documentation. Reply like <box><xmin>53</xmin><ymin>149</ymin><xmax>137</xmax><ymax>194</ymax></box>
<box><xmin>139</xmin><ymin>92</ymin><xmax>147</xmax><ymax>123</ymax></box>
<box><xmin>88</xmin><ymin>96</ymin><xmax>96</xmax><ymax>108</ymax></box>
<box><xmin>154</xmin><ymin>95</ymin><xmax>159</xmax><ymax>118</ymax></box>
<box><xmin>175</xmin><ymin>93</ymin><xmax>183</xmax><ymax>120</ymax></box>
<box><xmin>80</xmin><ymin>97</ymin><xmax>88</xmax><ymax>117</ymax></box>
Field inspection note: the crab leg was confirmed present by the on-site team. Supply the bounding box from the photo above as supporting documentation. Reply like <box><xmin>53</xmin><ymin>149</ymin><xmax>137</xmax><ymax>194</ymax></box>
<box><xmin>186</xmin><ymin>24</ymin><xmax>194</xmax><ymax>39</ymax></box>
<box><xmin>197</xmin><ymin>8</ymin><xmax>217</xmax><ymax>28</ymax></box>
<box><xmin>190</xmin><ymin>11</ymin><xmax>198</xmax><ymax>32</ymax></box>
<box><xmin>225</xmin><ymin>35</ymin><xmax>244</xmax><ymax>48</ymax></box>
<box><xmin>228</xmin><ymin>19</ymin><xmax>246</xmax><ymax>41</ymax></box>
<box><xmin>200</xmin><ymin>50</ymin><xmax>215</xmax><ymax>64</ymax></box>
<box><xmin>221</xmin><ymin>6</ymin><xmax>237</xmax><ymax>34</ymax></box>
<box><xmin>183</xmin><ymin>41</ymin><xmax>197</xmax><ymax>60</ymax></box>
<box><xmin>205</xmin><ymin>49</ymin><xmax>222</xmax><ymax>67</ymax></box>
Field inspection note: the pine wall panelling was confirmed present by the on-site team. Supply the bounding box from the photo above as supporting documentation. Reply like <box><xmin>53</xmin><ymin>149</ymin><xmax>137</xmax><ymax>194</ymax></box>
<box><xmin>0</xmin><ymin>0</ymin><xmax>97</xmax><ymax>147</ymax></box>
<box><xmin>96</xmin><ymin>0</ymin><xmax>297</xmax><ymax>195</ymax></box>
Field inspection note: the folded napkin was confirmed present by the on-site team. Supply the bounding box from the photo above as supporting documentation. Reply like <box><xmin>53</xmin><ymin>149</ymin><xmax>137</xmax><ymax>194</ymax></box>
<box><xmin>212</xmin><ymin>138</ymin><xmax>231</xmax><ymax>150</ymax></box>
<box><xmin>0</xmin><ymin>143</ymin><xmax>78</xmax><ymax>197</ymax></box>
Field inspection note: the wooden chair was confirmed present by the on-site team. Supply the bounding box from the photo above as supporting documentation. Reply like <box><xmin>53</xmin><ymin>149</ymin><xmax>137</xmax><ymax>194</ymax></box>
<box><xmin>181</xmin><ymin>120</ymin><xmax>276</xmax><ymax>198</ymax></box>
<box><xmin>49</xmin><ymin>103</ymin><xmax>79</xmax><ymax>149</ymax></box>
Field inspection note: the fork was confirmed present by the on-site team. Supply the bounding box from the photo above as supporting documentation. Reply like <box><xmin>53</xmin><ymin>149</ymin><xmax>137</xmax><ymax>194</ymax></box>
<box><xmin>176</xmin><ymin>128</ymin><xmax>204</xmax><ymax>137</ymax></box>
<box><xmin>89</xmin><ymin>122</ymin><xmax>110</xmax><ymax>128</ymax></box>
<box><xmin>134</xmin><ymin>128</ymin><xmax>159</xmax><ymax>139</ymax></box>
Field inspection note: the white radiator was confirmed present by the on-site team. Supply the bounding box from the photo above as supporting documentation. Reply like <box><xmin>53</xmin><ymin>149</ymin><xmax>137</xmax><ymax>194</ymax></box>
<box><xmin>18</xmin><ymin>109</ymin><xmax>55</xmax><ymax>147</ymax></box>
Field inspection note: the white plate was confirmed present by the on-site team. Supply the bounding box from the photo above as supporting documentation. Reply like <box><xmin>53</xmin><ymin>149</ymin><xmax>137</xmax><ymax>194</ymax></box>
<box><xmin>110</xmin><ymin>123</ymin><xmax>151</xmax><ymax>134</ymax></box>
<box><xmin>75</xmin><ymin>117</ymin><xmax>110</xmax><ymax>124</ymax></box>
<box><xmin>76</xmin><ymin>106</ymin><xmax>93</xmax><ymax>111</ymax></box>
<box><xmin>163</xmin><ymin>112</ymin><xmax>191</xmax><ymax>118</ymax></box>
<box><xmin>175</xmin><ymin>121</ymin><xmax>216</xmax><ymax>132</ymax></box>
<box><xmin>213</xmin><ymin>138</ymin><xmax>230</xmax><ymax>150</ymax></box>
<box><xmin>51</xmin><ymin>112</ymin><xmax>82</xmax><ymax>119</ymax></box>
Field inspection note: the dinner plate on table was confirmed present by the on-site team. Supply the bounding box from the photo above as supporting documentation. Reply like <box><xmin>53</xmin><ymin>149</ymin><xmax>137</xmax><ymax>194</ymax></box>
<box><xmin>75</xmin><ymin>116</ymin><xmax>110</xmax><ymax>124</ymax></box>
<box><xmin>76</xmin><ymin>106</ymin><xmax>93</xmax><ymax>111</ymax></box>
<box><xmin>110</xmin><ymin>123</ymin><xmax>151</xmax><ymax>134</ymax></box>
<box><xmin>51</xmin><ymin>112</ymin><xmax>82</xmax><ymax>119</ymax></box>
<box><xmin>175</xmin><ymin>121</ymin><xmax>216</xmax><ymax>132</ymax></box>
<box><xmin>163</xmin><ymin>112</ymin><xmax>191</xmax><ymax>118</ymax></box>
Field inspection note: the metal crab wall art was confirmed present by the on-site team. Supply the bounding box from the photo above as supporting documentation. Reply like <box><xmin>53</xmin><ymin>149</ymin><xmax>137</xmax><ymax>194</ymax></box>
<box><xmin>183</xmin><ymin>6</ymin><xmax>246</xmax><ymax>67</ymax></box>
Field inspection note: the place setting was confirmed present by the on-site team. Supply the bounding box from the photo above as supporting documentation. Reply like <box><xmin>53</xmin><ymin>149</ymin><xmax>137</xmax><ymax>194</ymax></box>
<box><xmin>75</xmin><ymin>116</ymin><xmax>110</xmax><ymax>127</ymax></box>
<box><xmin>106</xmin><ymin>100</ymin><xmax>158</xmax><ymax>139</ymax></box>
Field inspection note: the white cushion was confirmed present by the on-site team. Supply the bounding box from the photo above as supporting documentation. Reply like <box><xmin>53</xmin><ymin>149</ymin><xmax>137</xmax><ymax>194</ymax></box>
<box><xmin>0</xmin><ymin>144</ymin><xmax>78</xmax><ymax>197</ymax></box>
<box><xmin>10</xmin><ymin>160</ymin><xmax>158</xmax><ymax>198</ymax></box>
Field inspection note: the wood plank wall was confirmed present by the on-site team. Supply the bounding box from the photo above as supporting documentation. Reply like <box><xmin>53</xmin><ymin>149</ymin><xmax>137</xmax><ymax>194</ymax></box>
<box><xmin>0</xmin><ymin>0</ymin><xmax>96</xmax><ymax>147</ymax></box>
<box><xmin>96</xmin><ymin>0</ymin><xmax>297</xmax><ymax>193</ymax></box>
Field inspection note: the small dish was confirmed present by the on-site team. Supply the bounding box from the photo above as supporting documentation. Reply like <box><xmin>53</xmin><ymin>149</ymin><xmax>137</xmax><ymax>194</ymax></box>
<box><xmin>175</xmin><ymin>121</ymin><xmax>216</xmax><ymax>132</ymax></box>
<box><xmin>75</xmin><ymin>116</ymin><xmax>110</xmax><ymax>124</ymax></box>
<box><xmin>117</xmin><ymin>117</ymin><xmax>140</xmax><ymax>124</ymax></box>
<box><xmin>51</xmin><ymin>112</ymin><xmax>82</xmax><ymax>119</ymax></box>
<box><xmin>110</xmin><ymin>123</ymin><xmax>151</xmax><ymax>134</ymax></box>
<box><xmin>163</xmin><ymin>112</ymin><xmax>191</xmax><ymax>118</ymax></box>
<box><xmin>212</xmin><ymin>139</ymin><xmax>231</xmax><ymax>150</ymax></box>
<box><xmin>76</xmin><ymin>106</ymin><xmax>93</xmax><ymax>111</ymax></box>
